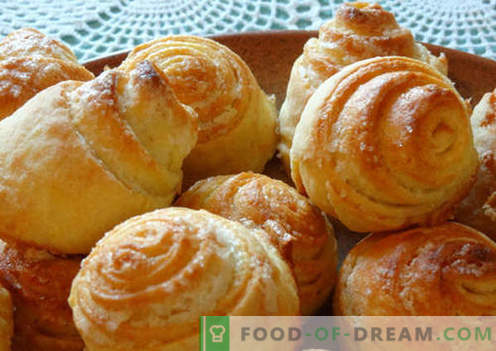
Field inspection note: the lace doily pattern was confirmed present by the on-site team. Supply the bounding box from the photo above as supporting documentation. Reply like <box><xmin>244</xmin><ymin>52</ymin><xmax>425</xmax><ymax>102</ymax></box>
<box><xmin>0</xmin><ymin>0</ymin><xmax>495</xmax><ymax>61</ymax></box>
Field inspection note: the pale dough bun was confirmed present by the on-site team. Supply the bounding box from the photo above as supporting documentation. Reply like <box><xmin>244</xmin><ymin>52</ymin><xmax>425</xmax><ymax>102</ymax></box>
<box><xmin>119</xmin><ymin>35</ymin><xmax>278</xmax><ymax>187</ymax></box>
<box><xmin>69</xmin><ymin>207</ymin><xmax>299</xmax><ymax>351</ymax></box>
<box><xmin>0</xmin><ymin>61</ymin><xmax>198</xmax><ymax>254</ymax></box>
<box><xmin>176</xmin><ymin>172</ymin><xmax>338</xmax><ymax>314</ymax></box>
<box><xmin>456</xmin><ymin>89</ymin><xmax>496</xmax><ymax>240</ymax></box>
<box><xmin>0</xmin><ymin>28</ymin><xmax>94</xmax><ymax>120</ymax></box>
<box><xmin>334</xmin><ymin>222</ymin><xmax>496</xmax><ymax>315</ymax></box>
<box><xmin>278</xmin><ymin>2</ymin><xmax>447</xmax><ymax>170</ymax></box>
<box><xmin>291</xmin><ymin>56</ymin><xmax>478</xmax><ymax>233</ymax></box>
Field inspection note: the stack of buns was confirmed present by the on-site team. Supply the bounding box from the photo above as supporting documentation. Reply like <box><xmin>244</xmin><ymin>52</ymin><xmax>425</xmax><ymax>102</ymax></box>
<box><xmin>0</xmin><ymin>1</ymin><xmax>494</xmax><ymax>350</ymax></box>
<box><xmin>0</xmin><ymin>27</ymin><xmax>310</xmax><ymax>350</ymax></box>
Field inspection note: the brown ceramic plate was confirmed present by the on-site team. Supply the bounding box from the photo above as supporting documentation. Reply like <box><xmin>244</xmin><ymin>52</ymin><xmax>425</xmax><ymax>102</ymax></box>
<box><xmin>84</xmin><ymin>31</ymin><xmax>496</xmax><ymax>313</ymax></box>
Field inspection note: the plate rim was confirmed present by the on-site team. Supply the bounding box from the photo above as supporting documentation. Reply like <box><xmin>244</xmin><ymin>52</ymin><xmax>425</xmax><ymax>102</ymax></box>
<box><xmin>82</xmin><ymin>29</ymin><xmax>496</xmax><ymax>68</ymax></box>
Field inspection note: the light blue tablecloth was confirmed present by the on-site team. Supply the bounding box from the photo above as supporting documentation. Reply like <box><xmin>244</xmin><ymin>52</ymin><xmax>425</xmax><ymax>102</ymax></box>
<box><xmin>0</xmin><ymin>0</ymin><xmax>494</xmax><ymax>61</ymax></box>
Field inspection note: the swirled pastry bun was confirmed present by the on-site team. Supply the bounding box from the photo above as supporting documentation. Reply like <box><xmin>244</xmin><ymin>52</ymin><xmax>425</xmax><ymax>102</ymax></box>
<box><xmin>0</xmin><ymin>61</ymin><xmax>198</xmax><ymax>254</ymax></box>
<box><xmin>119</xmin><ymin>35</ymin><xmax>277</xmax><ymax>186</ymax></box>
<box><xmin>0</xmin><ymin>238</ymin><xmax>82</xmax><ymax>351</ymax></box>
<box><xmin>456</xmin><ymin>89</ymin><xmax>496</xmax><ymax>240</ymax></box>
<box><xmin>291</xmin><ymin>56</ymin><xmax>478</xmax><ymax>233</ymax></box>
<box><xmin>69</xmin><ymin>208</ymin><xmax>299</xmax><ymax>351</ymax></box>
<box><xmin>176</xmin><ymin>172</ymin><xmax>338</xmax><ymax>314</ymax></box>
<box><xmin>0</xmin><ymin>284</ymin><xmax>13</xmax><ymax>351</ymax></box>
<box><xmin>278</xmin><ymin>2</ymin><xmax>447</xmax><ymax>170</ymax></box>
<box><xmin>334</xmin><ymin>222</ymin><xmax>496</xmax><ymax>315</ymax></box>
<box><xmin>0</xmin><ymin>28</ymin><xmax>94</xmax><ymax>119</ymax></box>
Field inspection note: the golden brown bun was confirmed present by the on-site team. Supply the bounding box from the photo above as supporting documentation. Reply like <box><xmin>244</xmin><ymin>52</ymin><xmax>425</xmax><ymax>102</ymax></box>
<box><xmin>456</xmin><ymin>89</ymin><xmax>496</xmax><ymax>240</ymax></box>
<box><xmin>176</xmin><ymin>172</ymin><xmax>337</xmax><ymax>314</ymax></box>
<box><xmin>119</xmin><ymin>35</ymin><xmax>277</xmax><ymax>186</ymax></box>
<box><xmin>334</xmin><ymin>222</ymin><xmax>496</xmax><ymax>315</ymax></box>
<box><xmin>0</xmin><ymin>61</ymin><xmax>198</xmax><ymax>254</ymax></box>
<box><xmin>69</xmin><ymin>208</ymin><xmax>299</xmax><ymax>351</ymax></box>
<box><xmin>0</xmin><ymin>238</ymin><xmax>82</xmax><ymax>350</ymax></box>
<box><xmin>0</xmin><ymin>28</ymin><xmax>79</xmax><ymax>62</ymax></box>
<box><xmin>0</xmin><ymin>283</ymin><xmax>13</xmax><ymax>351</ymax></box>
<box><xmin>0</xmin><ymin>28</ymin><xmax>94</xmax><ymax>119</ymax></box>
<box><xmin>291</xmin><ymin>56</ymin><xmax>478</xmax><ymax>233</ymax></box>
<box><xmin>278</xmin><ymin>2</ymin><xmax>447</xmax><ymax>170</ymax></box>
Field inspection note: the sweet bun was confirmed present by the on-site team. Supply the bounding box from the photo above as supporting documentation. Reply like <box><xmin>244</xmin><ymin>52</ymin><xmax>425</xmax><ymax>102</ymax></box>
<box><xmin>0</xmin><ymin>28</ymin><xmax>78</xmax><ymax>62</ymax></box>
<box><xmin>0</xmin><ymin>61</ymin><xmax>198</xmax><ymax>253</ymax></box>
<box><xmin>291</xmin><ymin>56</ymin><xmax>478</xmax><ymax>233</ymax></box>
<box><xmin>456</xmin><ymin>89</ymin><xmax>496</xmax><ymax>240</ymax></box>
<box><xmin>69</xmin><ymin>207</ymin><xmax>299</xmax><ymax>351</ymax></box>
<box><xmin>334</xmin><ymin>222</ymin><xmax>496</xmax><ymax>315</ymax></box>
<box><xmin>0</xmin><ymin>28</ymin><xmax>94</xmax><ymax>119</ymax></box>
<box><xmin>176</xmin><ymin>172</ymin><xmax>338</xmax><ymax>314</ymax></box>
<box><xmin>0</xmin><ymin>283</ymin><xmax>13</xmax><ymax>351</ymax></box>
<box><xmin>119</xmin><ymin>35</ymin><xmax>277</xmax><ymax>186</ymax></box>
<box><xmin>278</xmin><ymin>2</ymin><xmax>447</xmax><ymax>170</ymax></box>
<box><xmin>0</xmin><ymin>238</ymin><xmax>82</xmax><ymax>350</ymax></box>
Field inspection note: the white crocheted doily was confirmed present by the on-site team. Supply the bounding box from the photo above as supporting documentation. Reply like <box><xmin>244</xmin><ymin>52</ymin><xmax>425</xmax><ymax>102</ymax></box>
<box><xmin>0</xmin><ymin>0</ymin><xmax>495</xmax><ymax>61</ymax></box>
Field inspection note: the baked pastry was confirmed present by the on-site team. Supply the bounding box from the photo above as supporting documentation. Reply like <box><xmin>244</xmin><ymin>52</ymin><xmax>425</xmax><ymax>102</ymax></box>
<box><xmin>334</xmin><ymin>222</ymin><xmax>496</xmax><ymax>315</ymax></box>
<box><xmin>119</xmin><ymin>35</ymin><xmax>277</xmax><ymax>186</ymax></box>
<box><xmin>291</xmin><ymin>56</ymin><xmax>478</xmax><ymax>233</ymax></box>
<box><xmin>0</xmin><ymin>61</ymin><xmax>198</xmax><ymax>254</ymax></box>
<box><xmin>0</xmin><ymin>28</ymin><xmax>94</xmax><ymax>119</ymax></box>
<box><xmin>69</xmin><ymin>207</ymin><xmax>299</xmax><ymax>351</ymax></box>
<box><xmin>0</xmin><ymin>238</ymin><xmax>82</xmax><ymax>350</ymax></box>
<box><xmin>176</xmin><ymin>172</ymin><xmax>337</xmax><ymax>314</ymax></box>
<box><xmin>456</xmin><ymin>89</ymin><xmax>496</xmax><ymax>240</ymax></box>
<box><xmin>0</xmin><ymin>28</ymin><xmax>79</xmax><ymax>62</ymax></box>
<box><xmin>0</xmin><ymin>283</ymin><xmax>13</xmax><ymax>351</ymax></box>
<box><xmin>278</xmin><ymin>2</ymin><xmax>447</xmax><ymax>170</ymax></box>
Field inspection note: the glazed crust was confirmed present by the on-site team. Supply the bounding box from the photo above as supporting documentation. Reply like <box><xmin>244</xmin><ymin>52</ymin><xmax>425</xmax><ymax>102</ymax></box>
<box><xmin>456</xmin><ymin>89</ymin><xmax>496</xmax><ymax>240</ymax></box>
<box><xmin>0</xmin><ymin>61</ymin><xmax>198</xmax><ymax>254</ymax></box>
<box><xmin>69</xmin><ymin>208</ymin><xmax>299</xmax><ymax>351</ymax></box>
<box><xmin>0</xmin><ymin>238</ymin><xmax>82</xmax><ymax>350</ymax></box>
<box><xmin>176</xmin><ymin>172</ymin><xmax>338</xmax><ymax>314</ymax></box>
<box><xmin>334</xmin><ymin>222</ymin><xmax>496</xmax><ymax>316</ymax></box>
<box><xmin>119</xmin><ymin>35</ymin><xmax>277</xmax><ymax>186</ymax></box>
<box><xmin>0</xmin><ymin>28</ymin><xmax>94</xmax><ymax>119</ymax></box>
<box><xmin>0</xmin><ymin>28</ymin><xmax>78</xmax><ymax>63</ymax></box>
<box><xmin>291</xmin><ymin>56</ymin><xmax>478</xmax><ymax>233</ymax></box>
<box><xmin>278</xmin><ymin>2</ymin><xmax>447</xmax><ymax>170</ymax></box>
